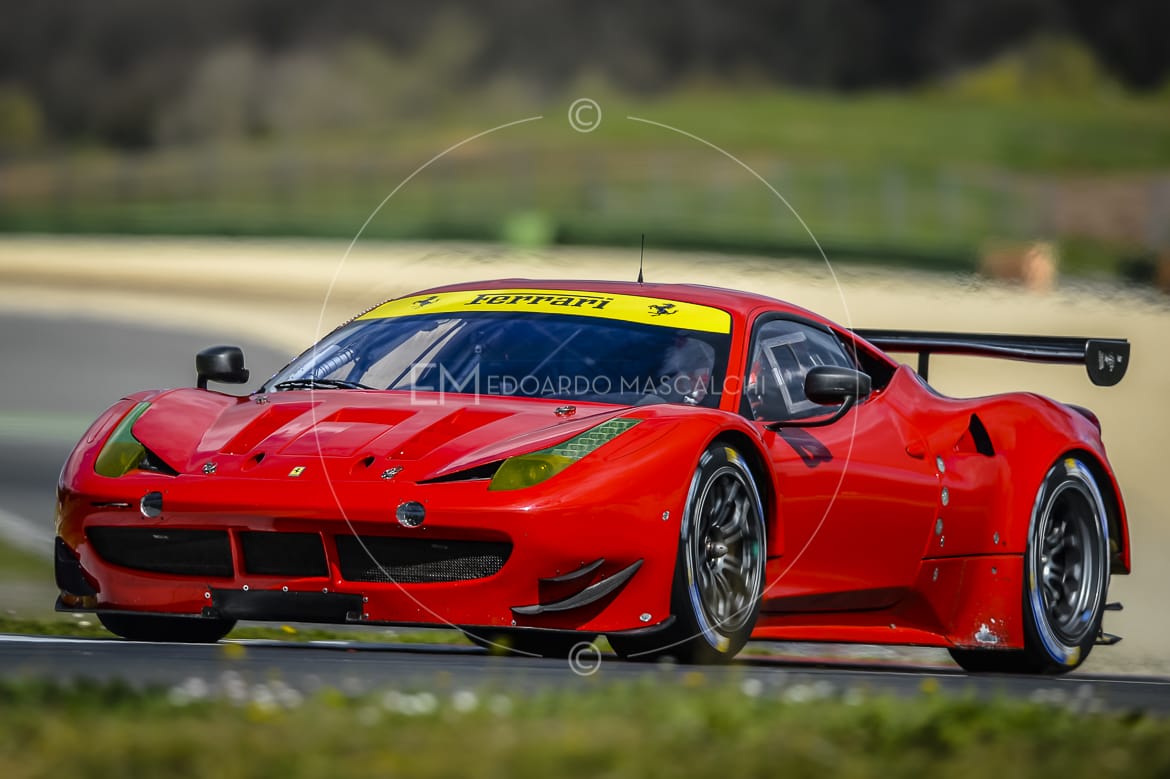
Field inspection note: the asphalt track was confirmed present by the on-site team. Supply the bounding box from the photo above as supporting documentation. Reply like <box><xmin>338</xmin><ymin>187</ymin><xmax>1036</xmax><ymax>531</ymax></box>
<box><xmin>1</xmin><ymin>313</ymin><xmax>1168</xmax><ymax>712</ymax></box>
<box><xmin>2</xmin><ymin>634</ymin><xmax>1169</xmax><ymax>712</ymax></box>
<box><xmin>0</xmin><ymin>312</ymin><xmax>292</xmax><ymax>551</ymax></box>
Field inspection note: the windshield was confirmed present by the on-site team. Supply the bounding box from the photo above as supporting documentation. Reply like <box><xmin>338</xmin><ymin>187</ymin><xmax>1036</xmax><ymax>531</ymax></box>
<box><xmin>265</xmin><ymin>311</ymin><xmax>733</xmax><ymax>407</ymax></box>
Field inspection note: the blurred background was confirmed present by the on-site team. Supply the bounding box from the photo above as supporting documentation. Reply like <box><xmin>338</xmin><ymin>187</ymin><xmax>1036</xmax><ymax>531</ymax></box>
<box><xmin>1</xmin><ymin>0</ymin><xmax>1168</xmax><ymax>282</ymax></box>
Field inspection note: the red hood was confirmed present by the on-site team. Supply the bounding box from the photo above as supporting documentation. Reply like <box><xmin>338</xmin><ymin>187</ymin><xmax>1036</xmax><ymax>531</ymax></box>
<box><xmin>129</xmin><ymin>389</ymin><xmax>632</xmax><ymax>480</ymax></box>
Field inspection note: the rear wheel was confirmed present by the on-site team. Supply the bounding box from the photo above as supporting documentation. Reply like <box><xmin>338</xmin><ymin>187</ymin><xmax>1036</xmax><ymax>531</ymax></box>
<box><xmin>950</xmin><ymin>457</ymin><xmax>1109</xmax><ymax>674</ymax></box>
<box><xmin>98</xmin><ymin>613</ymin><xmax>236</xmax><ymax>643</ymax></box>
<box><xmin>609</xmin><ymin>442</ymin><xmax>766</xmax><ymax>664</ymax></box>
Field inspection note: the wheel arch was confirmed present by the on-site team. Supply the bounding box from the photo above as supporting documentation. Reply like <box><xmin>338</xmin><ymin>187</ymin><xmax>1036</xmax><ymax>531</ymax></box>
<box><xmin>964</xmin><ymin>397</ymin><xmax>1125</xmax><ymax>571</ymax></box>
<box><xmin>708</xmin><ymin>429</ymin><xmax>778</xmax><ymax>557</ymax></box>
<box><xmin>1066</xmin><ymin>447</ymin><xmax>1130</xmax><ymax>575</ymax></box>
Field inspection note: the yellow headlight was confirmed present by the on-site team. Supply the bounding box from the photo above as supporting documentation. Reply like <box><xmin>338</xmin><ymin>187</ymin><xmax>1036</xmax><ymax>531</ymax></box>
<box><xmin>488</xmin><ymin>453</ymin><xmax>575</xmax><ymax>491</ymax></box>
<box><xmin>93</xmin><ymin>402</ymin><xmax>151</xmax><ymax>478</ymax></box>
<box><xmin>487</xmin><ymin>417</ymin><xmax>641</xmax><ymax>491</ymax></box>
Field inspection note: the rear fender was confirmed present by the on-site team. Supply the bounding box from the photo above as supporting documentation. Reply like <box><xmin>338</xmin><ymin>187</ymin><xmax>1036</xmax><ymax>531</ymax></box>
<box><xmin>946</xmin><ymin>395</ymin><xmax>1128</xmax><ymax>572</ymax></box>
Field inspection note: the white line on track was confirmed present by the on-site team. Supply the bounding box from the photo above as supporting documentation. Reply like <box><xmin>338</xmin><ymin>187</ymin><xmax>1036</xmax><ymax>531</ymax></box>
<box><xmin>0</xmin><ymin>634</ymin><xmax>115</xmax><ymax>645</ymax></box>
<box><xmin>0</xmin><ymin>413</ymin><xmax>91</xmax><ymax>443</ymax></box>
<box><xmin>2</xmin><ymin>634</ymin><xmax>1165</xmax><ymax>683</ymax></box>
<box><xmin>0</xmin><ymin>634</ymin><xmax>364</xmax><ymax>649</ymax></box>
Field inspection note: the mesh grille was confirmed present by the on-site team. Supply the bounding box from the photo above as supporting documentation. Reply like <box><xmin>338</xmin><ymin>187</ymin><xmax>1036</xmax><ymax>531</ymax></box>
<box><xmin>546</xmin><ymin>418</ymin><xmax>640</xmax><ymax>458</ymax></box>
<box><xmin>240</xmin><ymin>532</ymin><xmax>328</xmax><ymax>577</ymax></box>
<box><xmin>336</xmin><ymin>536</ymin><xmax>510</xmax><ymax>583</ymax></box>
<box><xmin>87</xmin><ymin>527</ymin><xmax>232</xmax><ymax>578</ymax></box>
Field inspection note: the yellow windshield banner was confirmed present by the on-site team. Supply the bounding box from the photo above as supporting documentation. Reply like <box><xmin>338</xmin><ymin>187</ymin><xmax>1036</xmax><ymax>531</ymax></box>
<box><xmin>359</xmin><ymin>289</ymin><xmax>732</xmax><ymax>334</ymax></box>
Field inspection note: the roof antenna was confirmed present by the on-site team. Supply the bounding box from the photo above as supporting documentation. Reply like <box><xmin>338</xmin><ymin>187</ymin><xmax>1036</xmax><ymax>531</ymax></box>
<box><xmin>637</xmin><ymin>233</ymin><xmax>645</xmax><ymax>284</ymax></box>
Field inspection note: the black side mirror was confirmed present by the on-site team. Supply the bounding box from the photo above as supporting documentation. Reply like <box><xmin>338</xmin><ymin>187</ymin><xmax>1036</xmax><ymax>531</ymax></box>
<box><xmin>805</xmin><ymin>366</ymin><xmax>872</xmax><ymax>405</ymax></box>
<box><xmin>196</xmin><ymin>346</ymin><xmax>249</xmax><ymax>390</ymax></box>
<box><xmin>767</xmin><ymin>366</ymin><xmax>871</xmax><ymax>430</ymax></box>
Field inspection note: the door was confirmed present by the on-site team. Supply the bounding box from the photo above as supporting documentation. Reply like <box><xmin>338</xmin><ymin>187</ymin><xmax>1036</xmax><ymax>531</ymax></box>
<box><xmin>744</xmin><ymin>317</ymin><xmax>939</xmax><ymax>613</ymax></box>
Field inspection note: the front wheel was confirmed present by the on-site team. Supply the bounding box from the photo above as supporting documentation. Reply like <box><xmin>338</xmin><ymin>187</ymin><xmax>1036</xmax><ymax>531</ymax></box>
<box><xmin>950</xmin><ymin>457</ymin><xmax>1110</xmax><ymax>675</ymax></box>
<box><xmin>610</xmin><ymin>442</ymin><xmax>766</xmax><ymax>664</ymax></box>
<box><xmin>98</xmin><ymin>613</ymin><xmax>236</xmax><ymax>643</ymax></box>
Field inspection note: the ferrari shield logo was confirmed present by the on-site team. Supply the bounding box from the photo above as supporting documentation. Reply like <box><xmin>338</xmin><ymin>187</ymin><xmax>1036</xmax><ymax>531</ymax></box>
<box><xmin>288</xmin><ymin>466</ymin><xmax>306</xmax><ymax>477</ymax></box>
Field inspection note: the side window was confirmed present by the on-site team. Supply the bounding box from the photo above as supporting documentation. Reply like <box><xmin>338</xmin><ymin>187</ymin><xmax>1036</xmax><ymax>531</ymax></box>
<box><xmin>745</xmin><ymin>319</ymin><xmax>854</xmax><ymax>422</ymax></box>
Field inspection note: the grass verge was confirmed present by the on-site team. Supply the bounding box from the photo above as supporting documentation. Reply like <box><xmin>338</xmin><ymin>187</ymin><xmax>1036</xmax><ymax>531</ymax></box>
<box><xmin>0</xmin><ymin>540</ymin><xmax>49</xmax><ymax>582</ymax></box>
<box><xmin>0</xmin><ymin>677</ymin><xmax>1167</xmax><ymax>778</ymax></box>
<box><xmin>3</xmin><ymin>84</ymin><xmax>1166</xmax><ymax>277</ymax></box>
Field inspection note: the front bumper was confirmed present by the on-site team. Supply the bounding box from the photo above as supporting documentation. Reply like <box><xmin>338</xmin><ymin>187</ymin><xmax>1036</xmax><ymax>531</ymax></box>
<box><xmin>55</xmin><ymin>475</ymin><xmax>684</xmax><ymax>634</ymax></box>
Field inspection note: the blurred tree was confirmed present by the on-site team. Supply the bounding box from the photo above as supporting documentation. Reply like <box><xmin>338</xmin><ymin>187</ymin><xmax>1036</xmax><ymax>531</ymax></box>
<box><xmin>155</xmin><ymin>44</ymin><xmax>264</xmax><ymax>143</ymax></box>
<box><xmin>0</xmin><ymin>85</ymin><xmax>44</xmax><ymax>153</ymax></box>
<box><xmin>1061</xmin><ymin>0</ymin><xmax>1170</xmax><ymax>89</ymax></box>
<box><xmin>0</xmin><ymin>0</ymin><xmax>1166</xmax><ymax>148</ymax></box>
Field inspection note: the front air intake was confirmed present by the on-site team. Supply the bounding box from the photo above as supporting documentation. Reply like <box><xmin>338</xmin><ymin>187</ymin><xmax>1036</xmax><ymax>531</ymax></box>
<box><xmin>240</xmin><ymin>531</ymin><xmax>328</xmax><ymax>577</ymax></box>
<box><xmin>88</xmin><ymin>527</ymin><xmax>233</xmax><ymax>577</ymax></box>
<box><xmin>335</xmin><ymin>536</ymin><xmax>510</xmax><ymax>583</ymax></box>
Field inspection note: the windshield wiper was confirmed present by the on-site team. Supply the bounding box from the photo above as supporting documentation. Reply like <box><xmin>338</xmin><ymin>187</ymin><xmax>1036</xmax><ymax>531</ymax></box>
<box><xmin>272</xmin><ymin>378</ymin><xmax>373</xmax><ymax>391</ymax></box>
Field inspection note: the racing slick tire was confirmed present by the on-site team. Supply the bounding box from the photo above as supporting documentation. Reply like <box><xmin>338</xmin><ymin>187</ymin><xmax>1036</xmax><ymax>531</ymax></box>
<box><xmin>950</xmin><ymin>456</ymin><xmax>1110</xmax><ymax>675</ymax></box>
<box><xmin>98</xmin><ymin>613</ymin><xmax>237</xmax><ymax>643</ymax></box>
<box><xmin>609</xmin><ymin>442</ymin><xmax>766</xmax><ymax>664</ymax></box>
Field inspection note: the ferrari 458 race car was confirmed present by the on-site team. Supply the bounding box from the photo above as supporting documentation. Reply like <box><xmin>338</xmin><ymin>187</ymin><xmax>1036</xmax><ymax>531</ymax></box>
<box><xmin>56</xmin><ymin>280</ymin><xmax>1131</xmax><ymax>673</ymax></box>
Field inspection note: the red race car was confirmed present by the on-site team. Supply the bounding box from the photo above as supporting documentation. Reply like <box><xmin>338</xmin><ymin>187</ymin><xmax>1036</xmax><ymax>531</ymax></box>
<box><xmin>56</xmin><ymin>280</ymin><xmax>1131</xmax><ymax>673</ymax></box>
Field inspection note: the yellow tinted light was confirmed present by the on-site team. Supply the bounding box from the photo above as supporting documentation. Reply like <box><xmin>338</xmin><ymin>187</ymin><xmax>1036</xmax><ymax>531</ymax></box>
<box><xmin>488</xmin><ymin>453</ymin><xmax>574</xmax><ymax>491</ymax></box>
<box><xmin>93</xmin><ymin>402</ymin><xmax>150</xmax><ymax>478</ymax></box>
<box><xmin>487</xmin><ymin>418</ymin><xmax>642</xmax><ymax>491</ymax></box>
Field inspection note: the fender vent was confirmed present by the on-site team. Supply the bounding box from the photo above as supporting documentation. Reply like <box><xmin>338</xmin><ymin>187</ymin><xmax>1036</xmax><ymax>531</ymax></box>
<box><xmin>955</xmin><ymin>414</ymin><xmax>995</xmax><ymax>457</ymax></box>
<box><xmin>968</xmin><ymin>414</ymin><xmax>995</xmax><ymax>456</ymax></box>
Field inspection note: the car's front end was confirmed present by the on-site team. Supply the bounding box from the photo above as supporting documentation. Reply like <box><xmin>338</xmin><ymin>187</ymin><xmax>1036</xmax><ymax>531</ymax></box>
<box><xmin>56</xmin><ymin>393</ymin><xmax>707</xmax><ymax>636</ymax></box>
<box><xmin>55</xmin><ymin>283</ymin><xmax>752</xmax><ymax>640</ymax></box>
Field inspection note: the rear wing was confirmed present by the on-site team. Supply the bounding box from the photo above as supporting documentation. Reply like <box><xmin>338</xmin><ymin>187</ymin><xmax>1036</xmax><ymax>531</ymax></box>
<box><xmin>853</xmin><ymin>330</ymin><xmax>1130</xmax><ymax>387</ymax></box>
